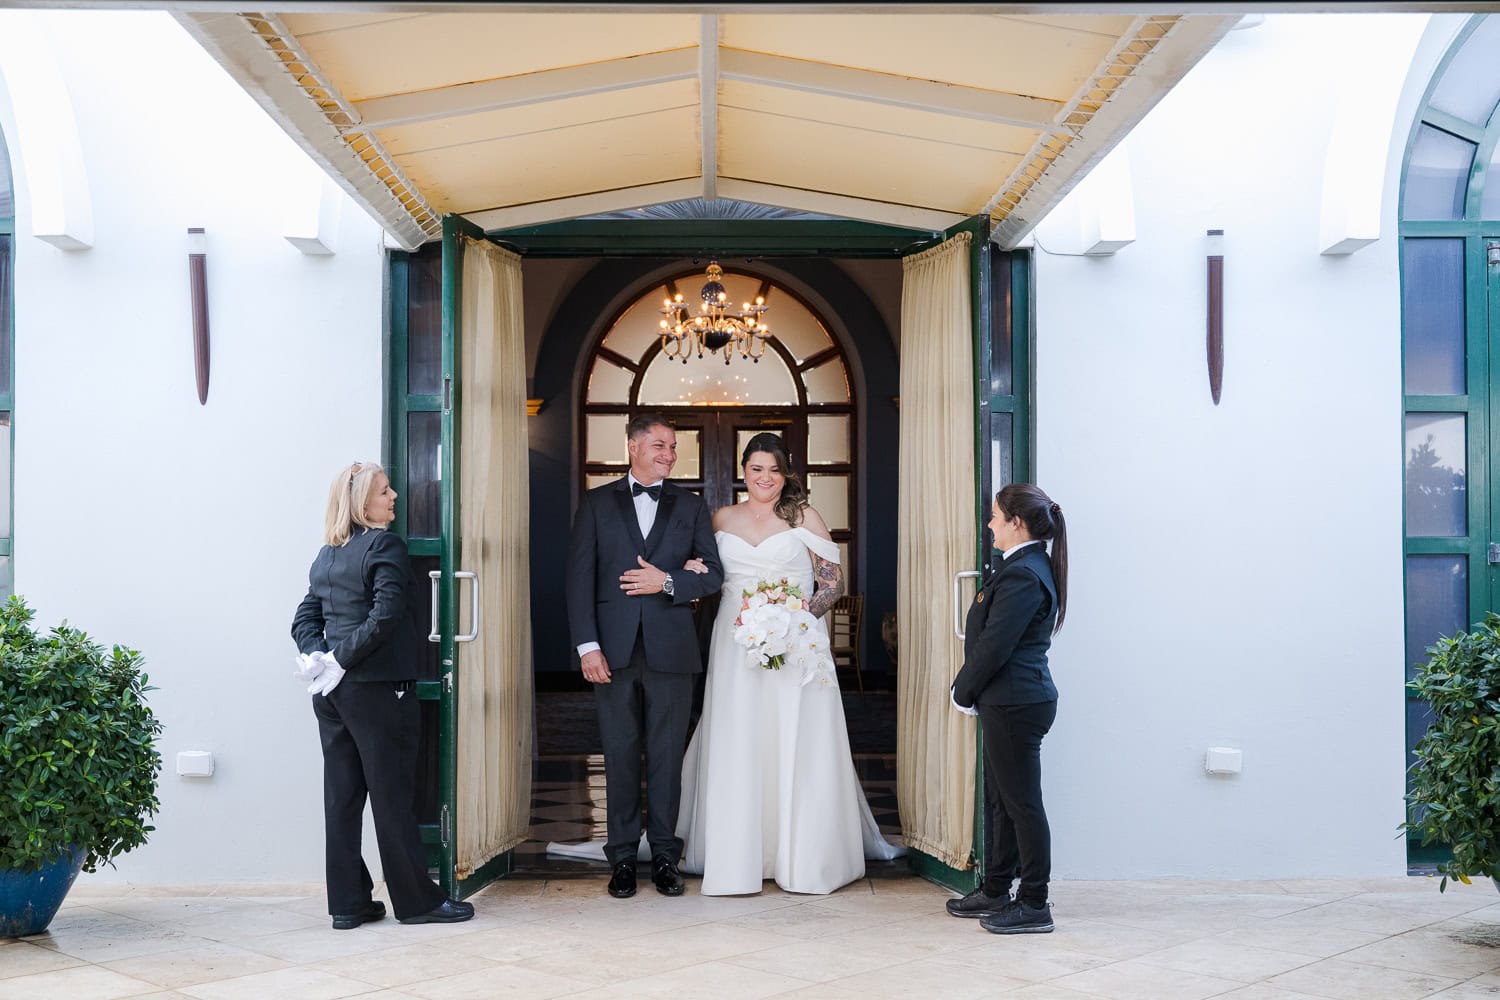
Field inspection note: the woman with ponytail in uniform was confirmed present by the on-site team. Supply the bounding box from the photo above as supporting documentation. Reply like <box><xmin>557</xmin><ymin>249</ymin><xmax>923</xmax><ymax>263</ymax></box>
<box><xmin>947</xmin><ymin>483</ymin><xmax>1069</xmax><ymax>934</ymax></box>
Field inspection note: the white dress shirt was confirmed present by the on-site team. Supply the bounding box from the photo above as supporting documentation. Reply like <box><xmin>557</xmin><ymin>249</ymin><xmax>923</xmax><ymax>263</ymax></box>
<box><xmin>1002</xmin><ymin>539</ymin><xmax>1043</xmax><ymax>561</ymax></box>
<box><xmin>627</xmin><ymin>471</ymin><xmax>662</xmax><ymax>540</ymax></box>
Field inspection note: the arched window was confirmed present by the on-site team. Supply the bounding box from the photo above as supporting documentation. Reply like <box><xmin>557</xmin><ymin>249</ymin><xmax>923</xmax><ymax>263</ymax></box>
<box><xmin>0</xmin><ymin>124</ymin><xmax>14</xmax><ymax>595</ymax></box>
<box><xmin>582</xmin><ymin>268</ymin><xmax>857</xmax><ymax>572</ymax></box>
<box><xmin>1399</xmin><ymin>13</ymin><xmax>1500</xmax><ymax>862</ymax></box>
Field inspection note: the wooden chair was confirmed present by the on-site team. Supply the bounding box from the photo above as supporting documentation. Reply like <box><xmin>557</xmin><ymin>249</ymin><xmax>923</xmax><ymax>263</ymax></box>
<box><xmin>828</xmin><ymin>594</ymin><xmax>865</xmax><ymax>693</ymax></box>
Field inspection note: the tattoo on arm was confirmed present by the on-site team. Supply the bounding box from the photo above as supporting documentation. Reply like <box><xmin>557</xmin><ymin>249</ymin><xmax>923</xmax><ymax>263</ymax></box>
<box><xmin>807</xmin><ymin>554</ymin><xmax>845</xmax><ymax>618</ymax></box>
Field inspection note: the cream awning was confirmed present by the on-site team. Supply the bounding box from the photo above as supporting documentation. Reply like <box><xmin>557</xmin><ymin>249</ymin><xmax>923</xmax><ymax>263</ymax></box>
<box><xmin>178</xmin><ymin>7</ymin><xmax>1238</xmax><ymax>249</ymax></box>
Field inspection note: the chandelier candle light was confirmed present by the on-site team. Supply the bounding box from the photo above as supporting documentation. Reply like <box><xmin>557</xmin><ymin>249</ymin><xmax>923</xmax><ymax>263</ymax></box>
<box><xmin>660</xmin><ymin>261</ymin><xmax>771</xmax><ymax>364</ymax></box>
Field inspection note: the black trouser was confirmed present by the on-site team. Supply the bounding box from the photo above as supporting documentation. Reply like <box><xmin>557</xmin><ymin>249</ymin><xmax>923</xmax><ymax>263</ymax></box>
<box><xmin>593</xmin><ymin>635</ymin><xmax>694</xmax><ymax>865</ymax></box>
<box><xmin>313</xmin><ymin>680</ymin><xmax>445</xmax><ymax>920</ymax></box>
<box><xmin>978</xmin><ymin>699</ymin><xmax>1058</xmax><ymax>906</ymax></box>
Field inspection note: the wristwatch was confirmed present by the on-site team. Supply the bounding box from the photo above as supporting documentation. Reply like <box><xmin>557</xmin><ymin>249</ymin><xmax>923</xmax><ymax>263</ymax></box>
<box><xmin>662</xmin><ymin>573</ymin><xmax>674</xmax><ymax>596</ymax></box>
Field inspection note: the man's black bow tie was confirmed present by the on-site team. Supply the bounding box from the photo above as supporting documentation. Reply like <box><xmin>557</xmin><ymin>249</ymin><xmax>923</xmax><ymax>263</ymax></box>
<box><xmin>632</xmin><ymin>482</ymin><xmax>662</xmax><ymax>501</ymax></box>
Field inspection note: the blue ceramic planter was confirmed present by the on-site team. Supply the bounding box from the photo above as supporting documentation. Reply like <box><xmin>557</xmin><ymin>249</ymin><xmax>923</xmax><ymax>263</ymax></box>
<box><xmin>0</xmin><ymin>847</ymin><xmax>85</xmax><ymax>937</ymax></box>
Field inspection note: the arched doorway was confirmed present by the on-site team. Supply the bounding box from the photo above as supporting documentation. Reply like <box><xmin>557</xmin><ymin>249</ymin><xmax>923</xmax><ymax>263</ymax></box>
<box><xmin>1399</xmin><ymin>13</ymin><xmax>1500</xmax><ymax>865</ymax></box>
<box><xmin>581</xmin><ymin>266</ymin><xmax>859</xmax><ymax>580</ymax></box>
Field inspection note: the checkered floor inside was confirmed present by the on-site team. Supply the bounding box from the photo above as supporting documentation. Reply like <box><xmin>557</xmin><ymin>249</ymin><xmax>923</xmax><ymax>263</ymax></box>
<box><xmin>516</xmin><ymin>754</ymin><xmax>906</xmax><ymax>876</ymax></box>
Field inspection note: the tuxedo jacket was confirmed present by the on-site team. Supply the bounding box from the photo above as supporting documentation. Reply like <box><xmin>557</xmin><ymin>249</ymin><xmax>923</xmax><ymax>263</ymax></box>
<box><xmin>291</xmin><ymin>526</ymin><xmax>421</xmax><ymax>683</ymax></box>
<box><xmin>566</xmin><ymin>477</ymin><xmax>723</xmax><ymax>674</ymax></box>
<box><xmin>952</xmin><ymin>543</ymin><xmax>1059</xmax><ymax>707</ymax></box>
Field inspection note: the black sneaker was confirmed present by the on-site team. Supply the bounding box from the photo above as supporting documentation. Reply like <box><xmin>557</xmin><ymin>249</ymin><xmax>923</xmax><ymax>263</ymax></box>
<box><xmin>945</xmin><ymin>886</ymin><xmax>1012</xmax><ymax>918</ymax></box>
<box><xmin>980</xmin><ymin>899</ymin><xmax>1054</xmax><ymax>935</ymax></box>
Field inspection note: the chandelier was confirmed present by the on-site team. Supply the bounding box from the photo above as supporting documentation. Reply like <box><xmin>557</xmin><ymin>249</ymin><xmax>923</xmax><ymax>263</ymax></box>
<box><xmin>658</xmin><ymin>262</ymin><xmax>771</xmax><ymax>365</ymax></box>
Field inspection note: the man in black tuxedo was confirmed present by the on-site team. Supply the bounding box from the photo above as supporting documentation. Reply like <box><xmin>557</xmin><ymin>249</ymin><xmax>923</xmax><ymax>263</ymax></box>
<box><xmin>566</xmin><ymin>413</ymin><xmax>723</xmax><ymax>898</ymax></box>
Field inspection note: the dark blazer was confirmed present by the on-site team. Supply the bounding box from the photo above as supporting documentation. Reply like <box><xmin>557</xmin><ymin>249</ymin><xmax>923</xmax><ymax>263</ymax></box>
<box><xmin>566</xmin><ymin>477</ymin><xmax>723</xmax><ymax>674</ymax></box>
<box><xmin>291</xmin><ymin>526</ymin><xmax>420</xmax><ymax>683</ymax></box>
<box><xmin>952</xmin><ymin>543</ymin><xmax>1059</xmax><ymax>707</ymax></box>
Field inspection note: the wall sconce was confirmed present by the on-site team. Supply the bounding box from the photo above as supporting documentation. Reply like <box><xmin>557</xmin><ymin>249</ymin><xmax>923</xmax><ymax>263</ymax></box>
<box><xmin>188</xmin><ymin>227</ymin><xmax>210</xmax><ymax>405</ymax></box>
<box><xmin>1206</xmin><ymin>229</ymin><xmax>1224</xmax><ymax>406</ymax></box>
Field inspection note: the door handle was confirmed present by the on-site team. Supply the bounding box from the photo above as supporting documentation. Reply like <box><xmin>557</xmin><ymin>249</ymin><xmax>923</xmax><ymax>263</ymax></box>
<box><xmin>455</xmin><ymin>571</ymin><xmax>480</xmax><ymax>643</ymax></box>
<box><xmin>953</xmin><ymin>570</ymin><xmax>981</xmax><ymax>640</ymax></box>
<box><xmin>430</xmin><ymin>570</ymin><xmax>481</xmax><ymax>642</ymax></box>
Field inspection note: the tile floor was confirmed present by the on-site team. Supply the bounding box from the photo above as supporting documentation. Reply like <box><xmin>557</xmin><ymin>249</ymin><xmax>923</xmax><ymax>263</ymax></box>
<box><xmin>6</xmin><ymin>874</ymin><xmax>1500</xmax><ymax>998</ymax></box>
<box><xmin>8</xmin><ymin>753</ymin><xmax>1500</xmax><ymax>998</ymax></box>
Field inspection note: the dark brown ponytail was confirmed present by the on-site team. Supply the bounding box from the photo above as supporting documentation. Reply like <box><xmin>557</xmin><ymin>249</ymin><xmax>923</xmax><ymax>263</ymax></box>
<box><xmin>996</xmin><ymin>483</ymin><xmax>1069</xmax><ymax>633</ymax></box>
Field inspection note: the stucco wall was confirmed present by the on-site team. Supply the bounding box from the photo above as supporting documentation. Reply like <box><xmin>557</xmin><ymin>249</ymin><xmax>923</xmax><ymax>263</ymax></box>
<box><xmin>0</xmin><ymin>10</ymin><xmax>388</xmax><ymax>884</ymax></box>
<box><xmin>0</xmin><ymin>7</ymin><xmax>1470</xmax><ymax>884</ymax></box>
<box><xmin>1032</xmin><ymin>12</ymin><xmax>1449</xmax><ymax>878</ymax></box>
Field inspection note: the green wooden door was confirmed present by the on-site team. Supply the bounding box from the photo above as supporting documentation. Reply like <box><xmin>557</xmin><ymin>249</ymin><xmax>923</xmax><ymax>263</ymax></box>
<box><xmin>899</xmin><ymin>216</ymin><xmax>1032</xmax><ymax>893</ymax></box>
<box><xmin>387</xmin><ymin>214</ymin><xmax>512</xmax><ymax>899</ymax></box>
<box><xmin>1401</xmin><ymin>234</ymin><xmax>1500</xmax><ymax>865</ymax></box>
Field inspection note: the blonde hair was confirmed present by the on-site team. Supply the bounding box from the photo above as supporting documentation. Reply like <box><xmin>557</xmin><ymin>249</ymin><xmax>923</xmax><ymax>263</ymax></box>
<box><xmin>324</xmin><ymin>461</ymin><xmax>387</xmax><ymax>546</ymax></box>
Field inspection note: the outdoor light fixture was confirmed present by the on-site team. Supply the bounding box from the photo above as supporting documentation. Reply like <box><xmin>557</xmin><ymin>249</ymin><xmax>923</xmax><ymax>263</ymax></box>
<box><xmin>1206</xmin><ymin>229</ymin><xmax>1224</xmax><ymax>406</ymax></box>
<box><xmin>188</xmin><ymin>227</ymin><xmax>210</xmax><ymax>405</ymax></box>
<box><xmin>659</xmin><ymin>261</ymin><xmax>772</xmax><ymax>365</ymax></box>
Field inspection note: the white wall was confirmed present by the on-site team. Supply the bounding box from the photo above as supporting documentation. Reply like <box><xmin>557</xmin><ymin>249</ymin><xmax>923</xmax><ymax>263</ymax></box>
<box><xmin>0</xmin><ymin>8</ymin><xmax>1470</xmax><ymax>885</ymax></box>
<box><xmin>0</xmin><ymin>10</ymin><xmax>388</xmax><ymax>883</ymax></box>
<box><xmin>1034</xmin><ymin>12</ymin><xmax>1448</xmax><ymax>878</ymax></box>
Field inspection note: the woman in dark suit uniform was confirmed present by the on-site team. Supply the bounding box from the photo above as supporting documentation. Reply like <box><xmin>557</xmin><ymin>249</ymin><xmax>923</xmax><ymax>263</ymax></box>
<box><xmin>947</xmin><ymin>483</ymin><xmax>1068</xmax><ymax>935</ymax></box>
<box><xmin>291</xmin><ymin>461</ymin><xmax>473</xmax><ymax>929</ymax></box>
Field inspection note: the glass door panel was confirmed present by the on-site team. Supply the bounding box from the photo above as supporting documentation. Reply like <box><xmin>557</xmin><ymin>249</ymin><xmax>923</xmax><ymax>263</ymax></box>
<box><xmin>1402</xmin><ymin>230</ymin><xmax>1497</xmax><ymax>864</ymax></box>
<box><xmin>1404</xmin><ymin>413</ymin><xmax>1468</xmax><ymax>536</ymax></box>
<box><xmin>1403</xmin><ymin>239</ymin><xmax>1466</xmax><ymax>395</ymax></box>
<box><xmin>807</xmin><ymin>414</ymin><xmax>850</xmax><ymax>464</ymax></box>
<box><xmin>1404</xmin><ymin>556</ymin><xmax>1468</xmax><ymax>684</ymax></box>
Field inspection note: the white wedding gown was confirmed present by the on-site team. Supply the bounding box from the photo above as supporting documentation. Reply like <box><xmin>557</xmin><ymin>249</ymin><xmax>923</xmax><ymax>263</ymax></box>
<box><xmin>676</xmin><ymin>527</ymin><xmax>904</xmax><ymax>895</ymax></box>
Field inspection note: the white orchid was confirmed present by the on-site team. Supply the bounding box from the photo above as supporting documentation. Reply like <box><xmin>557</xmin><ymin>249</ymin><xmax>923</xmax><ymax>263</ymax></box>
<box><xmin>734</xmin><ymin>576</ymin><xmax>814</xmax><ymax>671</ymax></box>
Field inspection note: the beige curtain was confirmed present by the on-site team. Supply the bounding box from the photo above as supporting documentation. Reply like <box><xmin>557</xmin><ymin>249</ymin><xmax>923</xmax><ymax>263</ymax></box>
<box><xmin>456</xmin><ymin>236</ymin><xmax>533</xmax><ymax>876</ymax></box>
<box><xmin>896</xmin><ymin>231</ymin><xmax>978</xmax><ymax>870</ymax></box>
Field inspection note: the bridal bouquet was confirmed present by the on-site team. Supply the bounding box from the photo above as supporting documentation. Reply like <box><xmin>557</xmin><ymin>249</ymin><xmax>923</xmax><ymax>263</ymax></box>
<box><xmin>733</xmin><ymin>577</ymin><xmax>836</xmax><ymax>687</ymax></box>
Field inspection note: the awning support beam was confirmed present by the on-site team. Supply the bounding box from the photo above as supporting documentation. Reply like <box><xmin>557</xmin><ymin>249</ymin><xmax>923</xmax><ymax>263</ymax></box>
<box><xmin>719</xmin><ymin>49</ymin><xmax>1067</xmax><ymax>133</ymax></box>
<box><xmin>352</xmin><ymin>48</ymin><xmax>699</xmax><ymax>131</ymax></box>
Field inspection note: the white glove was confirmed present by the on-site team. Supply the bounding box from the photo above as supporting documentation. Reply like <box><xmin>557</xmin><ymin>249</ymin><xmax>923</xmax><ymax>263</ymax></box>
<box><xmin>293</xmin><ymin>652</ymin><xmax>326</xmax><ymax>683</ymax></box>
<box><xmin>950</xmin><ymin>684</ymin><xmax>979</xmax><ymax>717</ymax></box>
<box><xmin>308</xmin><ymin>652</ymin><xmax>346</xmax><ymax>696</ymax></box>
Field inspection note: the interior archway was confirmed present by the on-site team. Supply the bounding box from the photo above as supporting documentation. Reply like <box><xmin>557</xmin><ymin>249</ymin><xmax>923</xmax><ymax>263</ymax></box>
<box><xmin>581</xmin><ymin>265</ymin><xmax>859</xmax><ymax>579</ymax></box>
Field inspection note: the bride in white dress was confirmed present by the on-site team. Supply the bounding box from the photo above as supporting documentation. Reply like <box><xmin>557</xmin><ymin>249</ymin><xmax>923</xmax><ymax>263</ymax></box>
<box><xmin>676</xmin><ymin>433</ymin><xmax>903</xmax><ymax>895</ymax></box>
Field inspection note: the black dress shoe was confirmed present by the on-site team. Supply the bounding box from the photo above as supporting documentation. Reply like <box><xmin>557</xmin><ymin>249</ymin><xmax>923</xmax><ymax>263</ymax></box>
<box><xmin>608</xmin><ymin>860</ymin><xmax>637</xmax><ymax>899</ymax></box>
<box><xmin>945</xmin><ymin>886</ymin><xmax>1011</xmax><ymax>919</ymax></box>
<box><xmin>397</xmin><ymin>898</ymin><xmax>475</xmax><ymax>925</ymax></box>
<box><xmin>331</xmin><ymin>899</ymin><xmax>386</xmax><ymax>930</ymax></box>
<box><xmin>652</xmin><ymin>856</ymin><xmax>684</xmax><ymax>897</ymax></box>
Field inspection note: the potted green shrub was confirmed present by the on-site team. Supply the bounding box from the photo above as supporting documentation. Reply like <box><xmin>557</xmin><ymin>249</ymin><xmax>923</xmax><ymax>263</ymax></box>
<box><xmin>1405</xmin><ymin>611</ymin><xmax>1500</xmax><ymax>891</ymax></box>
<box><xmin>0</xmin><ymin>595</ymin><xmax>162</xmax><ymax>936</ymax></box>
